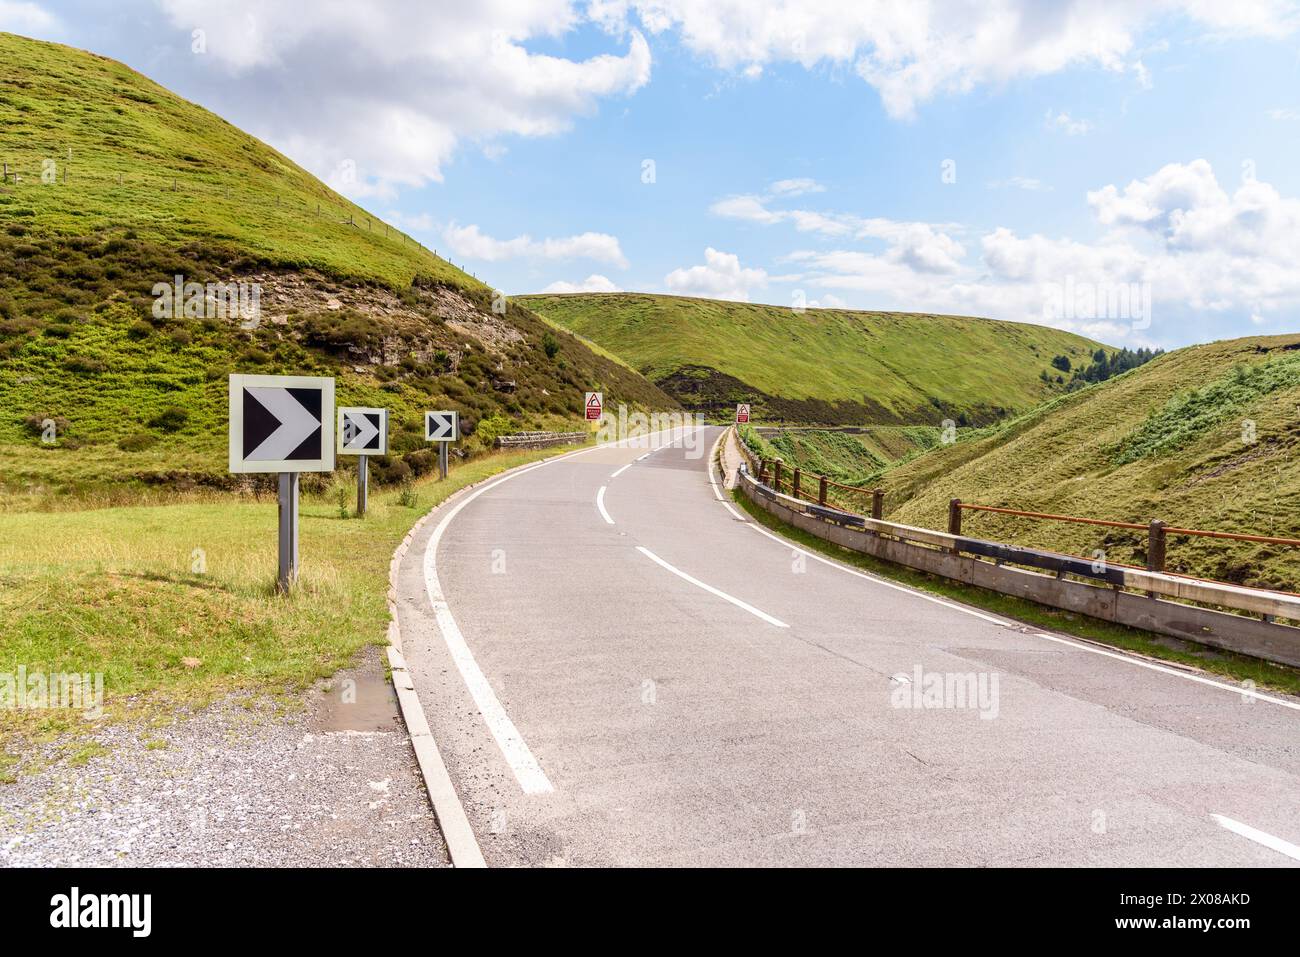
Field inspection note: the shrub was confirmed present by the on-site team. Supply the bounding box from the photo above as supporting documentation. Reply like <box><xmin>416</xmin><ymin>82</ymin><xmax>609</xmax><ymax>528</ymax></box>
<box><xmin>148</xmin><ymin>406</ymin><xmax>190</xmax><ymax>433</ymax></box>
<box><xmin>542</xmin><ymin>332</ymin><xmax>560</xmax><ymax>359</ymax></box>
<box><xmin>118</xmin><ymin>434</ymin><xmax>158</xmax><ymax>452</ymax></box>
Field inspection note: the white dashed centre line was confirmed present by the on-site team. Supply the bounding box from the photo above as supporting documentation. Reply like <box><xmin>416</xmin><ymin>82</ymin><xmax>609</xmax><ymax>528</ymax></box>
<box><xmin>636</xmin><ymin>545</ymin><xmax>789</xmax><ymax>628</ymax></box>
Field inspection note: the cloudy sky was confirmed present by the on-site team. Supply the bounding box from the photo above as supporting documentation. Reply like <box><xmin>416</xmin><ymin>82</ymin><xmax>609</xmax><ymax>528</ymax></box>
<box><xmin>8</xmin><ymin>0</ymin><xmax>1300</xmax><ymax>347</ymax></box>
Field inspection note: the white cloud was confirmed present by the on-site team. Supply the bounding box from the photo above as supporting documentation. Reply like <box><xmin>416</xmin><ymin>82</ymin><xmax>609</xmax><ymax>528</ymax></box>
<box><xmin>665</xmin><ymin>247</ymin><xmax>768</xmax><ymax>301</ymax></box>
<box><xmin>0</xmin><ymin>0</ymin><xmax>57</xmax><ymax>32</ymax></box>
<box><xmin>769</xmin><ymin>177</ymin><xmax>825</xmax><ymax>197</ymax></box>
<box><xmin>1045</xmin><ymin>109</ymin><xmax>1091</xmax><ymax>135</ymax></box>
<box><xmin>541</xmin><ymin>274</ymin><xmax>622</xmax><ymax>293</ymax></box>
<box><xmin>773</xmin><ymin>160</ymin><xmax>1300</xmax><ymax>341</ymax></box>
<box><xmin>712</xmin><ymin>191</ymin><xmax>967</xmax><ymax>272</ymax></box>
<box><xmin>1266</xmin><ymin>107</ymin><xmax>1300</xmax><ymax>120</ymax></box>
<box><xmin>593</xmin><ymin>1</ymin><xmax>1300</xmax><ymax>118</ymax></box>
<box><xmin>158</xmin><ymin>1</ymin><xmax>651</xmax><ymax>196</ymax></box>
<box><xmin>443</xmin><ymin>222</ymin><xmax>629</xmax><ymax>267</ymax></box>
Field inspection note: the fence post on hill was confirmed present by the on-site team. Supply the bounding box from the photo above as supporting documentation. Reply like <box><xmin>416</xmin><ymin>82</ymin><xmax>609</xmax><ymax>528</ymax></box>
<box><xmin>872</xmin><ymin>489</ymin><xmax>884</xmax><ymax>520</ymax></box>
<box><xmin>773</xmin><ymin>460</ymin><xmax>782</xmax><ymax>492</ymax></box>
<box><xmin>792</xmin><ymin>468</ymin><xmax>801</xmax><ymax>500</ymax></box>
<box><xmin>948</xmin><ymin>499</ymin><xmax>962</xmax><ymax>551</ymax></box>
<box><xmin>818</xmin><ymin>476</ymin><xmax>828</xmax><ymax>506</ymax></box>
<box><xmin>1146</xmin><ymin>519</ymin><xmax>1167</xmax><ymax>597</ymax></box>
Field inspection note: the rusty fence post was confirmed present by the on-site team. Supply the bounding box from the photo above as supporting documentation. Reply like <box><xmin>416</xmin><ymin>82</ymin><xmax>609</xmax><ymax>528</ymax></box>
<box><xmin>773</xmin><ymin>460</ymin><xmax>782</xmax><ymax>493</ymax></box>
<box><xmin>1146</xmin><ymin>519</ymin><xmax>1167</xmax><ymax>598</ymax></box>
<box><xmin>818</xmin><ymin>476</ymin><xmax>828</xmax><ymax>506</ymax></box>
<box><xmin>871</xmin><ymin>489</ymin><xmax>884</xmax><ymax>521</ymax></box>
<box><xmin>758</xmin><ymin>459</ymin><xmax>768</xmax><ymax>483</ymax></box>
<box><xmin>792</xmin><ymin>468</ymin><xmax>801</xmax><ymax>500</ymax></box>
<box><xmin>948</xmin><ymin>498</ymin><xmax>963</xmax><ymax>553</ymax></box>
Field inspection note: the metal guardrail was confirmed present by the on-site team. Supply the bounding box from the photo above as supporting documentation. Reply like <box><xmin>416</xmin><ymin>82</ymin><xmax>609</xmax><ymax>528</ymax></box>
<box><xmin>495</xmin><ymin>431</ymin><xmax>587</xmax><ymax>450</ymax></box>
<box><xmin>737</xmin><ymin>429</ymin><xmax>1299</xmax><ymax>593</ymax></box>
<box><xmin>733</xmin><ymin>430</ymin><xmax>1300</xmax><ymax>625</ymax></box>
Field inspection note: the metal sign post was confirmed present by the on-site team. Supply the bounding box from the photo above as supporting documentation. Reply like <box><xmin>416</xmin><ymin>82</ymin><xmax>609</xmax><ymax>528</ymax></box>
<box><xmin>277</xmin><ymin>472</ymin><xmax>299</xmax><ymax>592</ymax></box>
<box><xmin>357</xmin><ymin>454</ymin><xmax>369</xmax><ymax>516</ymax></box>
<box><xmin>425</xmin><ymin>411</ymin><xmax>459</xmax><ymax>482</ymax></box>
<box><xmin>229</xmin><ymin>374</ymin><xmax>335</xmax><ymax>593</ymax></box>
<box><xmin>337</xmin><ymin>407</ymin><xmax>387</xmax><ymax>519</ymax></box>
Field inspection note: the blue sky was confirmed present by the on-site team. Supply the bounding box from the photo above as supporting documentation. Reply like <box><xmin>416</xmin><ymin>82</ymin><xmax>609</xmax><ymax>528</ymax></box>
<box><xmin>9</xmin><ymin>1</ymin><xmax>1300</xmax><ymax>348</ymax></box>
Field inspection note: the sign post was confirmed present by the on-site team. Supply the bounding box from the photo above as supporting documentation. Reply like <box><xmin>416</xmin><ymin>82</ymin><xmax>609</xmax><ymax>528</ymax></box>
<box><xmin>278</xmin><ymin>472</ymin><xmax>299</xmax><ymax>588</ymax></box>
<box><xmin>585</xmin><ymin>391</ymin><xmax>603</xmax><ymax>423</ymax></box>
<box><xmin>735</xmin><ymin>403</ymin><xmax>750</xmax><ymax>424</ymax></box>
<box><xmin>229</xmin><ymin>374</ymin><xmax>335</xmax><ymax>592</ymax></box>
<box><xmin>338</xmin><ymin>407</ymin><xmax>388</xmax><ymax>517</ymax></box>
<box><xmin>425</xmin><ymin>411</ymin><xmax>459</xmax><ymax>481</ymax></box>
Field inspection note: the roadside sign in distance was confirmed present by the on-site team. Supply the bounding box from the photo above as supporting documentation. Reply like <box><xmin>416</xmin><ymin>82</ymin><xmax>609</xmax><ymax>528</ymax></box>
<box><xmin>338</xmin><ymin>407</ymin><xmax>388</xmax><ymax>456</ymax></box>
<box><xmin>229</xmin><ymin>374</ymin><xmax>335</xmax><ymax>473</ymax></box>
<box><xmin>426</xmin><ymin>410</ymin><xmax>459</xmax><ymax>442</ymax></box>
<box><xmin>585</xmin><ymin>391</ymin><xmax>603</xmax><ymax>421</ymax></box>
<box><xmin>736</xmin><ymin>403</ymin><xmax>751</xmax><ymax>424</ymax></box>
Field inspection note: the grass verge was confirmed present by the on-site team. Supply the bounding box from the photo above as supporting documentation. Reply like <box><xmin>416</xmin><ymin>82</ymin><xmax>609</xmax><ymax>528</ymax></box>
<box><xmin>733</xmin><ymin>487</ymin><xmax>1300</xmax><ymax>697</ymax></box>
<box><xmin>0</xmin><ymin>443</ymin><xmax>584</xmax><ymax>764</ymax></box>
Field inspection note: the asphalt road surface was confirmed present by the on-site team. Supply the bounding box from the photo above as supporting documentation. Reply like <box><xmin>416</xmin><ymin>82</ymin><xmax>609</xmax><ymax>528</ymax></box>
<box><xmin>394</xmin><ymin>426</ymin><xmax>1300</xmax><ymax>866</ymax></box>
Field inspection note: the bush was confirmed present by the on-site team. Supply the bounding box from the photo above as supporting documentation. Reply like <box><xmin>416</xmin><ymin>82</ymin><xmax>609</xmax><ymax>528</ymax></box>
<box><xmin>65</xmin><ymin>355</ymin><xmax>107</xmax><ymax>374</ymax></box>
<box><xmin>148</xmin><ymin>406</ymin><xmax>190</xmax><ymax>433</ymax></box>
<box><xmin>542</xmin><ymin>332</ymin><xmax>560</xmax><ymax>359</ymax></box>
<box><xmin>118</xmin><ymin>434</ymin><xmax>158</xmax><ymax>452</ymax></box>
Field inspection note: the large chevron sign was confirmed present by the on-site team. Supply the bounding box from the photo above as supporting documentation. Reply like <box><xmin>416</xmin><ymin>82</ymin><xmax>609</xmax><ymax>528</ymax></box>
<box><xmin>228</xmin><ymin>374</ymin><xmax>335</xmax><ymax>473</ymax></box>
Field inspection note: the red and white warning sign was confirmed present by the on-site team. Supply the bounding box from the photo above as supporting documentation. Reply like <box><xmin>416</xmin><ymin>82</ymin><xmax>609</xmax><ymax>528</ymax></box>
<box><xmin>585</xmin><ymin>391</ymin><xmax>604</xmax><ymax>421</ymax></box>
<box><xmin>735</xmin><ymin>403</ymin><xmax>750</xmax><ymax>424</ymax></box>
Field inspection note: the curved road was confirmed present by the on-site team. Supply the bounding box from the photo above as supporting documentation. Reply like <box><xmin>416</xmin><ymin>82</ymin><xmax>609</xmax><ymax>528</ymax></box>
<box><xmin>394</xmin><ymin>426</ymin><xmax>1300</xmax><ymax>866</ymax></box>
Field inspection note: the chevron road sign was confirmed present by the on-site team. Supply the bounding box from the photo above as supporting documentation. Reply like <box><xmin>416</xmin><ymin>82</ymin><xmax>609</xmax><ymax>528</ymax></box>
<box><xmin>228</xmin><ymin>374</ymin><xmax>335</xmax><ymax>592</ymax></box>
<box><xmin>338</xmin><ymin>407</ymin><xmax>387</xmax><ymax>455</ymax></box>
<box><xmin>425</xmin><ymin>410</ymin><xmax>459</xmax><ymax>442</ymax></box>
<box><xmin>229</xmin><ymin>374</ymin><xmax>335</xmax><ymax>473</ymax></box>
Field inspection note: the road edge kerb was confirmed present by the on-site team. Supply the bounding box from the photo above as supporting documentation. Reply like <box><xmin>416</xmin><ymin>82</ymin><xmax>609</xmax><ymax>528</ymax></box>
<box><xmin>386</xmin><ymin>475</ymin><xmax>489</xmax><ymax>869</ymax></box>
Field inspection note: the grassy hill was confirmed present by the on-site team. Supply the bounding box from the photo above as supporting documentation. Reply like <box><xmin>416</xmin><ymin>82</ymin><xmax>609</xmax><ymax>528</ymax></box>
<box><xmin>753</xmin><ymin>426</ymin><xmax>943</xmax><ymax>483</ymax></box>
<box><xmin>518</xmin><ymin>292</ymin><xmax>1110</xmax><ymax>425</ymax></box>
<box><xmin>0</xmin><ymin>32</ymin><xmax>677</xmax><ymax>501</ymax></box>
<box><xmin>868</xmin><ymin>335</ymin><xmax>1300</xmax><ymax>590</ymax></box>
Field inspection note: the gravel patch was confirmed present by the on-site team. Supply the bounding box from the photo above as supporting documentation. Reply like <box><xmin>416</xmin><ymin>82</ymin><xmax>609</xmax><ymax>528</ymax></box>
<box><xmin>0</xmin><ymin>647</ymin><xmax>448</xmax><ymax>867</ymax></box>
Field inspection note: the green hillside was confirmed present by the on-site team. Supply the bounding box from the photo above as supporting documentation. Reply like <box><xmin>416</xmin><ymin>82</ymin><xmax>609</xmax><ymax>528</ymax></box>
<box><xmin>0</xmin><ymin>33</ymin><xmax>677</xmax><ymax>500</ymax></box>
<box><xmin>870</xmin><ymin>335</ymin><xmax>1300</xmax><ymax>590</ymax></box>
<box><xmin>754</xmin><ymin>426</ymin><xmax>943</xmax><ymax>483</ymax></box>
<box><xmin>518</xmin><ymin>292</ymin><xmax>1110</xmax><ymax>425</ymax></box>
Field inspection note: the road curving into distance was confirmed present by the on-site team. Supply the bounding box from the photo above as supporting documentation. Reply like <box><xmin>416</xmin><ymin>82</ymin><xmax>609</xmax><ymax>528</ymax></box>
<box><xmin>393</xmin><ymin>425</ymin><xmax>1300</xmax><ymax>866</ymax></box>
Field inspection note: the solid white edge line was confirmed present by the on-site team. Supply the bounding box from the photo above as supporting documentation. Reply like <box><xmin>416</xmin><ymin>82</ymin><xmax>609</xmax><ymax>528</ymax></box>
<box><xmin>596</xmin><ymin>485</ymin><xmax>614</xmax><ymax>524</ymax></box>
<box><xmin>421</xmin><ymin>425</ymin><xmax>704</xmax><ymax>796</ymax></box>
<box><xmin>1212</xmin><ymin>814</ymin><xmax>1300</xmax><ymax>860</ymax></box>
<box><xmin>611</xmin><ymin>463</ymin><xmax>632</xmax><ymax>479</ymax></box>
<box><xmin>734</xmin><ymin>476</ymin><xmax>1300</xmax><ymax>711</ymax></box>
<box><xmin>636</xmin><ymin>545</ymin><xmax>789</xmax><ymax>628</ymax></box>
<box><xmin>1032</xmin><ymin>631</ymin><xmax>1300</xmax><ymax>711</ymax></box>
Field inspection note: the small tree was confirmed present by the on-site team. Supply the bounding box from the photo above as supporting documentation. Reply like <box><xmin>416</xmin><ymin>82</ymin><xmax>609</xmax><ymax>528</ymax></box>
<box><xmin>1051</xmin><ymin>355</ymin><xmax>1071</xmax><ymax>373</ymax></box>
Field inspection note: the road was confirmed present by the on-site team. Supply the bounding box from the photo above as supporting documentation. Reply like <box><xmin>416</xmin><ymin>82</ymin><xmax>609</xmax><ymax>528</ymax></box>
<box><xmin>394</xmin><ymin>426</ymin><xmax>1300</xmax><ymax>866</ymax></box>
